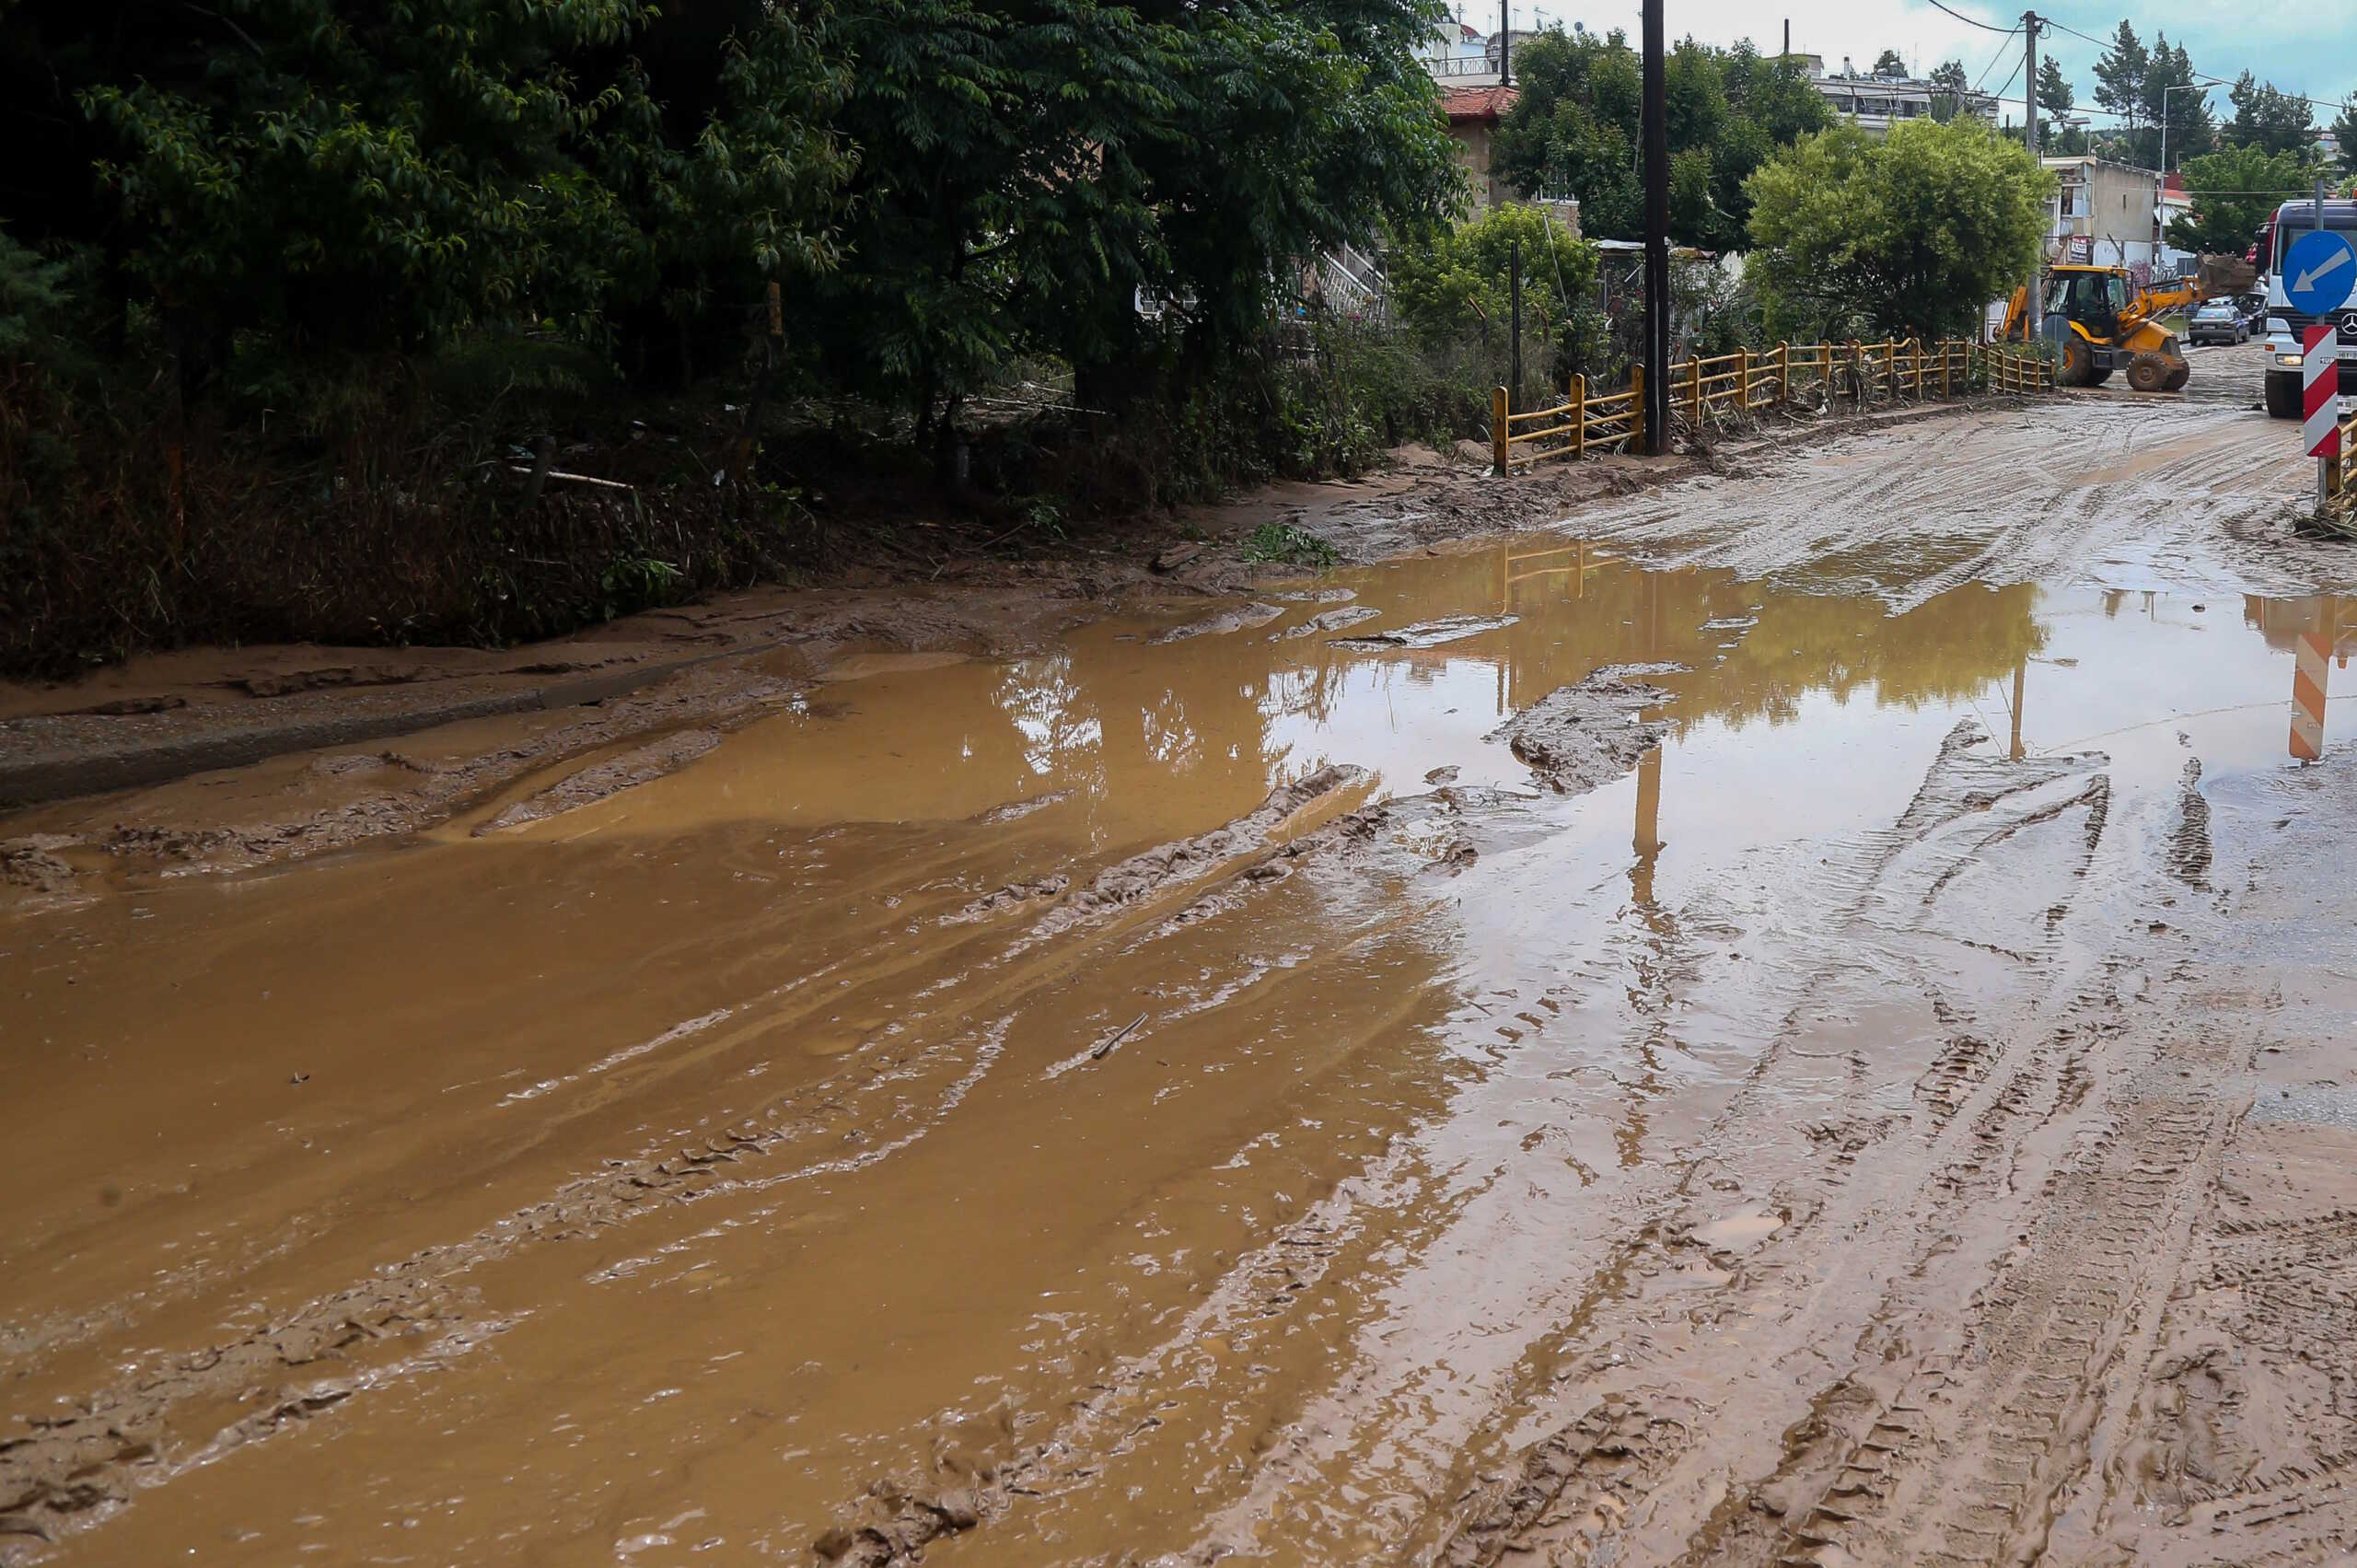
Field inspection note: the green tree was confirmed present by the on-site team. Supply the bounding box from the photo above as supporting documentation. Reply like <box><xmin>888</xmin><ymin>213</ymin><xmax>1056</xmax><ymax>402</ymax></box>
<box><xmin>2091</xmin><ymin>22</ymin><xmax>2150</xmax><ymax>137</ymax></box>
<box><xmin>2132</xmin><ymin>37</ymin><xmax>2211</xmax><ymax>169</ymax></box>
<box><xmin>2168</xmin><ymin>144</ymin><xmax>2314</xmax><ymax>252</ymax></box>
<box><xmin>813</xmin><ymin>0</ymin><xmax>1457</xmax><ymax>445</ymax></box>
<box><xmin>2335</xmin><ymin>94</ymin><xmax>2357</xmax><ymax>177</ymax></box>
<box><xmin>1925</xmin><ymin>59</ymin><xmax>1968</xmax><ymax>122</ymax></box>
<box><xmin>2223</xmin><ymin>72</ymin><xmax>2316</xmax><ymax>158</ymax></box>
<box><xmin>1493</xmin><ymin>29</ymin><xmax>1829</xmax><ymax>250</ymax></box>
<box><xmin>10</xmin><ymin>0</ymin><xmax>853</xmax><ymax>385</ymax></box>
<box><xmin>1873</xmin><ymin>49</ymin><xmax>1909</xmax><ymax>77</ymax></box>
<box><xmin>1746</xmin><ymin>118</ymin><xmax>2051</xmax><ymax>339</ymax></box>
<box><xmin>1389</xmin><ymin>204</ymin><xmax>1598</xmax><ymax>339</ymax></box>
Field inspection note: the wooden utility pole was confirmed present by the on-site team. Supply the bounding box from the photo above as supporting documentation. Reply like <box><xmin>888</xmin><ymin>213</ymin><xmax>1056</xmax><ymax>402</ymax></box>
<box><xmin>1642</xmin><ymin>0</ymin><xmax>1669</xmax><ymax>454</ymax></box>
<box><xmin>2024</xmin><ymin>13</ymin><xmax>2042</xmax><ymax>342</ymax></box>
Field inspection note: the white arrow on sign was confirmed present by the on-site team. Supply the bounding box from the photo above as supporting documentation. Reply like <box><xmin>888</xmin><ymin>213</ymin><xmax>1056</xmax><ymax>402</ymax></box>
<box><xmin>2294</xmin><ymin>244</ymin><xmax>2353</xmax><ymax>295</ymax></box>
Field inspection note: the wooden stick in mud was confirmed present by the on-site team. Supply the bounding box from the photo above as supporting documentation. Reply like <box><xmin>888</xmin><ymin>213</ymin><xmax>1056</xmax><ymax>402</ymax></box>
<box><xmin>1091</xmin><ymin>1013</ymin><xmax>1149</xmax><ymax>1062</ymax></box>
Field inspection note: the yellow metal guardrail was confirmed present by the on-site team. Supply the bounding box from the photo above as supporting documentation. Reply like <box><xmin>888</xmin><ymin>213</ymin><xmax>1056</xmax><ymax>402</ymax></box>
<box><xmin>1492</xmin><ymin>338</ymin><xmax>2053</xmax><ymax>472</ymax></box>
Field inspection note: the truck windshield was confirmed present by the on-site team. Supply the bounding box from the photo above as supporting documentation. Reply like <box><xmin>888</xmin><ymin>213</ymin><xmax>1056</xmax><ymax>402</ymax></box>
<box><xmin>2272</xmin><ymin>206</ymin><xmax>2357</xmax><ymax>271</ymax></box>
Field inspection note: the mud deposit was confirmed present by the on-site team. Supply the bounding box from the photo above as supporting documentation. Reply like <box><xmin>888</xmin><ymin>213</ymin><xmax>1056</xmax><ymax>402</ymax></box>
<box><xmin>9</xmin><ymin>399</ymin><xmax>2357</xmax><ymax>1564</ymax></box>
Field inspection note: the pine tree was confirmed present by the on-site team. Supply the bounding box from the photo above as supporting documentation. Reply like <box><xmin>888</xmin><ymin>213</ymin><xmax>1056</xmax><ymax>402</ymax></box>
<box><xmin>2091</xmin><ymin>21</ymin><xmax>2149</xmax><ymax>135</ymax></box>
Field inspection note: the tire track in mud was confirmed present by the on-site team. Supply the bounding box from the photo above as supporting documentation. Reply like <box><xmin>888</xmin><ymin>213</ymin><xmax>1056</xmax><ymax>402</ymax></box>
<box><xmin>0</xmin><ymin>767</ymin><xmax>1399</xmax><ymax>1559</ymax></box>
<box><xmin>1570</xmin><ymin>395</ymin><xmax>2357</xmax><ymax>605</ymax></box>
<box><xmin>1424</xmin><ymin>720</ymin><xmax>2128</xmax><ymax>1567</ymax></box>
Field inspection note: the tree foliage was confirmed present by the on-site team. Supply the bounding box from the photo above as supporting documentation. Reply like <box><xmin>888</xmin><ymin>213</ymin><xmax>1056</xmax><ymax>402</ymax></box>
<box><xmin>1745</xmin><ymin>118</ymin><xmax>2051</xmax><ymax>339</ymax></box>
<box><xmin>1492</xmin><ymin>29</ymin><xmax>1829</xmax><ymax>250</ymax></box>
<box><xmin>2089</xmin><ymin>22</ymin><xmax>2212</xmax><ymax>170</ymax></box>
<box><xmin>2223</xmin><ymin>73</ymin><xmax>2316</xmax><ymax>160</ymax></box>
<box><xmin>2337</xmin><ymin>94</ymin><xmax>2357</xmax><ymax>178</ymax></box>
<box><xmin>2167</xmin><ymin>145</ymin><xmax>2314</xmax><ymax>254</ymax></box>
<box><xmin>0</xmin><ymin>0</ymin><xmax>1460</xmax><ymax>435</ymax></box>
<box><xmin>1388</xmin><ymin>204</ymin><xmax>1597</xmax><ymax>344</ymax></box>
<box><xmin>1872</xmin><ymin>50</ymin><xmax>1908</xmax><ymax>78</ymax></box>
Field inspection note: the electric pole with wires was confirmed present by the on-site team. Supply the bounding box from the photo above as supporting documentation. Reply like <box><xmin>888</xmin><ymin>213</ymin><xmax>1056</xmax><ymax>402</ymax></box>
<box><xmin>2023</xmin><ymin>11</ymin><xmax>2041</xmax><ymax>342</ymax></box>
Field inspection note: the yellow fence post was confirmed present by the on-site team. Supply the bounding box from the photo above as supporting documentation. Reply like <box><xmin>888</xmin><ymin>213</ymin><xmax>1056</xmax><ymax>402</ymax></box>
<box><xmin>1631</xmin><ymin>363</ymin><xmax>1645</xmax><ymax>454</ymax></box>
<box><xmin>1572</xmin><ymin>374</ymin><xmax>1586</xmax><ymax>460</ymax></box>
<box><xmin>1735</xmin><ymin>346</ymin><xmax>1750</xmax><ymax>413</ymax></box>
<box><xmin>1492</xmin><ymin>385</ymin><xmax>1509</xmax><ymax>475</ymax></box>
<box><xmin>1687</xmin><ymin>354</ymin><xmax>1702</xmax><ymax>429</ymax></box>
<box><xmin>1777</xmin><ymin>342</ymin><xmax>1791</xmax><ymax>405</ymax></box>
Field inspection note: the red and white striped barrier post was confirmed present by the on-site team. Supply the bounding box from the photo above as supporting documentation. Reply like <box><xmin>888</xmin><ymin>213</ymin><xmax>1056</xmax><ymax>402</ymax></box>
<box><xmin>2305</xmin><ymin>323</ymin><xmax>2341</xmax><ymax>508</ymax></box>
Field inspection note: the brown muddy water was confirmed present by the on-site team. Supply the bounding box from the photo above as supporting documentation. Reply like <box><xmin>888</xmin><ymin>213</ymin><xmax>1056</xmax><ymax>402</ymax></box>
<box><xmin>4</xmin><ymin>538</ymin><xmax>2354</xmax><ymax>1565</ymax></box>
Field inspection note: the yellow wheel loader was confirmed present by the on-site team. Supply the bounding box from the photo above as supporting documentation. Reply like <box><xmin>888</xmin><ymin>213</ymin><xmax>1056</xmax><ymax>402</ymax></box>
<box><xmin>1995</xmin><ymin>255</ymin><xmax>2258</xmax><ymax>393</ymax></box>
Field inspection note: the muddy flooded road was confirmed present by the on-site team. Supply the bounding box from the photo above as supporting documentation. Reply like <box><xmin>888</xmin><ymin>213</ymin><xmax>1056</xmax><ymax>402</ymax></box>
<box><xmin>9</xmin><ymin>498</ymin><xmax>2357</xmax><ymax>1561</ymax></box>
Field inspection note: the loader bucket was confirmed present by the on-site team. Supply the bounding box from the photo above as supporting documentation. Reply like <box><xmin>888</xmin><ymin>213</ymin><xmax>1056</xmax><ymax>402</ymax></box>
<box><xmin>2196</xmin><ymin>254</ymin><xmax>2258</xmax><ymax>296</ymax></box>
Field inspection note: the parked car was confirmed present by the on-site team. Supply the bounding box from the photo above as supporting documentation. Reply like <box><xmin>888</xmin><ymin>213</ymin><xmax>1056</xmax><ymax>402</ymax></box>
<box><xmin>2188</xmin><ymin>297</ymin><xmax>2249</xmax><ymax>346</ymax></box>
<box><xmin>2236</xmin><ymin>293</ymin><xmax>2269</xmax><ymax>333</ymax></box>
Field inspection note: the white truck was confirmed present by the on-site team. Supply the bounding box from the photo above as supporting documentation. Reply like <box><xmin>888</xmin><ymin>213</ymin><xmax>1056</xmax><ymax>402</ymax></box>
<box><xmin>2261</xmin><ymin>196</ymin><xmax>2357</xmax><ymax>420</ymax></box>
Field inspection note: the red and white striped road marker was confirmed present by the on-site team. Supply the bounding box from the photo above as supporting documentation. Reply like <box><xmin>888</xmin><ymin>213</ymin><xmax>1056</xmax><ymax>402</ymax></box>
<box><xmin>2291</xmin><ymin>629</ymin><xmax>2331</xmax><ymax>762</ymax></box>
<box><xmin>2305</xmin><ymin>324</ymin><xmax>2341</xmax><ymax>460</ymax></box>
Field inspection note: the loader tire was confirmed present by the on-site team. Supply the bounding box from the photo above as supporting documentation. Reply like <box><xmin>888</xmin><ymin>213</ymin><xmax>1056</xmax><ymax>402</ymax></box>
<box><xmin>2125</xmin><ymin>352</ymin><xmax>2174</xmax><ymax>394</ymax></box>
<box><xmin>2163</xmin><ymin>361</ymin><xmax>2190</xmax><ymax>392</ymax></box>
<box><xmin>2056</xmin><ymin>338</ymin><xmax>2096</xmax><ymax>387</ymax></box>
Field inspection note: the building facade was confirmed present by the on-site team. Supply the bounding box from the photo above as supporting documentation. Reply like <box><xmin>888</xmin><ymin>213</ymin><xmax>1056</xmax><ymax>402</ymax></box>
<box><xmin>2043</xmin><ymin>155</ymin><xmax>2164</xmax><ymax>280</ymax></box>
<box><xmin>1803</xmin><ymin>55</ymin><xmax>1997</xmax><ymax>134</ymax></box>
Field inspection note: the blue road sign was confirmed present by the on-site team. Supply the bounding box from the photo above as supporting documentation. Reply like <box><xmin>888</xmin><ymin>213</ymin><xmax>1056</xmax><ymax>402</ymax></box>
<box><xmin>2283</xmin><ymin>229</ymin><xmax>2357</xmax><ymax>316</ymax></box>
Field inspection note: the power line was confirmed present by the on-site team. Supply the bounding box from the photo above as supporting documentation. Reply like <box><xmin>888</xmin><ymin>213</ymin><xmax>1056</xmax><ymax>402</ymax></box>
<box><xmin>2038</xmin><ymin>16</ymin><xmax>2112</xmax><ymax>52</ymax></box>
<box><xmin>1989</xmin><ymin>48</ymin><xmax>2026</xmax><ymax>104</ymax></box>
<box><xmin>1973</xmin><ymin>27</ymin><xmax>2023</xmax><ymax>92</ymax></box>
<box><xmin>1923</xmin><ymin>0</ymin><xmax>2015</xmax><ymax>34</ymax></box>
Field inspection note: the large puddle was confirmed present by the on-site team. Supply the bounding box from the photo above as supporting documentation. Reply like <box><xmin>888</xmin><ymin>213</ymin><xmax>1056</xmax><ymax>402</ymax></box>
<box><xmin>4</xmin><ymin>539</ymin><xmax>2353</xmax><ymax>1563</ymax></box>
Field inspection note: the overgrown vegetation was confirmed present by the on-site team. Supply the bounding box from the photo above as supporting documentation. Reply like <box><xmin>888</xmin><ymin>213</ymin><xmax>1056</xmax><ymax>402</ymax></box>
<box><xmin>1746</xmin><ymin>119</ymin><xmax>2052</xmax><ymax>341</ymax></box>
<box><xmin>1489</xmin><ymin>30</ymin><xmax>1832</xmax><ymax>250</ymax></box>
<box><xmin>0</xmin><ymin>0</ymin><xmax>1469</xmax><ymax>672</ymax></box>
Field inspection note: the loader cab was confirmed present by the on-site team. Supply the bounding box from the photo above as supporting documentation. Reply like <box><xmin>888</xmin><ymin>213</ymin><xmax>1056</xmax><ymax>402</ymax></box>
<box><xmin>2043</xmin><ymin>266</ymin><xmax>2130</xmax><ymax>339</ymax></box>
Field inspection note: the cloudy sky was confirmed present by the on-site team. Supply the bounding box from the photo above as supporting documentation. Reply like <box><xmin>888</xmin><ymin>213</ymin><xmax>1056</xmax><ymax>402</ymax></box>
<box><xmin>1480</xmin><ymin>0</ymin><xmax>2354</xmax><ymax>129</ymax></box>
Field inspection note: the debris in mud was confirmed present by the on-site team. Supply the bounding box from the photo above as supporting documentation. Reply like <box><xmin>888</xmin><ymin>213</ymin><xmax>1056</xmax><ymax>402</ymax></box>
<box><xmin>1327</xmin><ymin>613</ymin><xmax>1517</xmax><ymax>650</ymax></box>
<box><xmin>1487</xmin><ymin>668</ymin><xmax>1673</xmax><ymax>794</ymax></box>
<box><xmin>1013</xmin><ymin>764</ymin><xmax>1370</xmax><ymax>949</ymax></box>
<box><xmin>1280</xmin><ymin>605</ymin><xmax>1383</xmax><ymax>639</ymax></box>
<box><xmin>815</xmin><ymin>1479</ymin><xmax>993</xmax><ymax>1565</ymax></box>
<box><xmin>64</xmin><ymin>694</ymin><xmax>187</xmax><ymax>716</ymax></box>
<box><xmin>945</xmin><ymin>873</ymin><xmax>1072</xmax><ymax>923</ymax></box>
<box><xmin>1148</xmin><ymin>602</ymin><xmax>1284</xmax><ymax>645</ymax></box>
<box><xmin>0</xmin><ymin>834</ymin><xmax>79</xmax><ymax>893</ymax></box>
<box><xmin>1090</xmin><ymin>1013</ymin><xmax>1150</xmax><ymax>1062</ymax></box>
<box><xmin>473</xmin><ymin>727</ymin><xmax>722</xmax><ymax>835</ymax></box>
<box><xmin>1151</xmin><ymin>541</ymin><xmax>1205</xmax><ymax>574</ymax></box>
<box><xmin>970</xmin><ymin>790</ymin><xmax>1071</xmax><ymax>825</ymax></box>
<box><xmin>1424</xmin><ymin>766</ymin><xmax>1460</xmax><ymax>785</ymax></box>
<box><xmin>230</xmin><ymin>664</ymin><xmax>428</xmax><ymax>699</ymax></box>
<box><xmin>1267</xmin><ymin>586</ymin><xmax>1358</xmax><ymax>605</ymax></box>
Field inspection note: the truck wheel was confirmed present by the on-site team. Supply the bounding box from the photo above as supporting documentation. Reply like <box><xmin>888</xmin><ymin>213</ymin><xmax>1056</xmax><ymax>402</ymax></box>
<box><xmin>2088</xmin><ymin>366</ymin><xmax>2115</xmax><ymax>386</ymax></box>
<box><xmin>2056</xmin><ymin>339</ymin><xmax>2096</xmax><ymax>387</ymax></box>
<box><xmin>2163</xmin><ymin>362</ymin><xmax>2190</xmax><ymax>392</ymax></box>
<box><xmin>2126</xmin><ymin>353</ymin><xmax>2174</xmax><ymax>393</ymax></box>
<box><xmin>2265</xmin><ymin>371</ymin><xmax>2303</xmax><ymax>419</ymax></box>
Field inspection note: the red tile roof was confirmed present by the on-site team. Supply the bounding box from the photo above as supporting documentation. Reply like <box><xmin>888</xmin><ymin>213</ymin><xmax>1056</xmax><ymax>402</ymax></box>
<box><xmin>1440</xmin><ymin>84</ymin><xmax>1519</xmax><ymax>122</ymax></box>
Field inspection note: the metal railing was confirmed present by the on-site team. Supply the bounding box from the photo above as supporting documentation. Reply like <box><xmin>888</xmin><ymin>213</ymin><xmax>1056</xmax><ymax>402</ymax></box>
<box><xmin>1492</xmin><ymin>339</ymin><xmax>2054</xmax><ymax>471</ymax></box>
